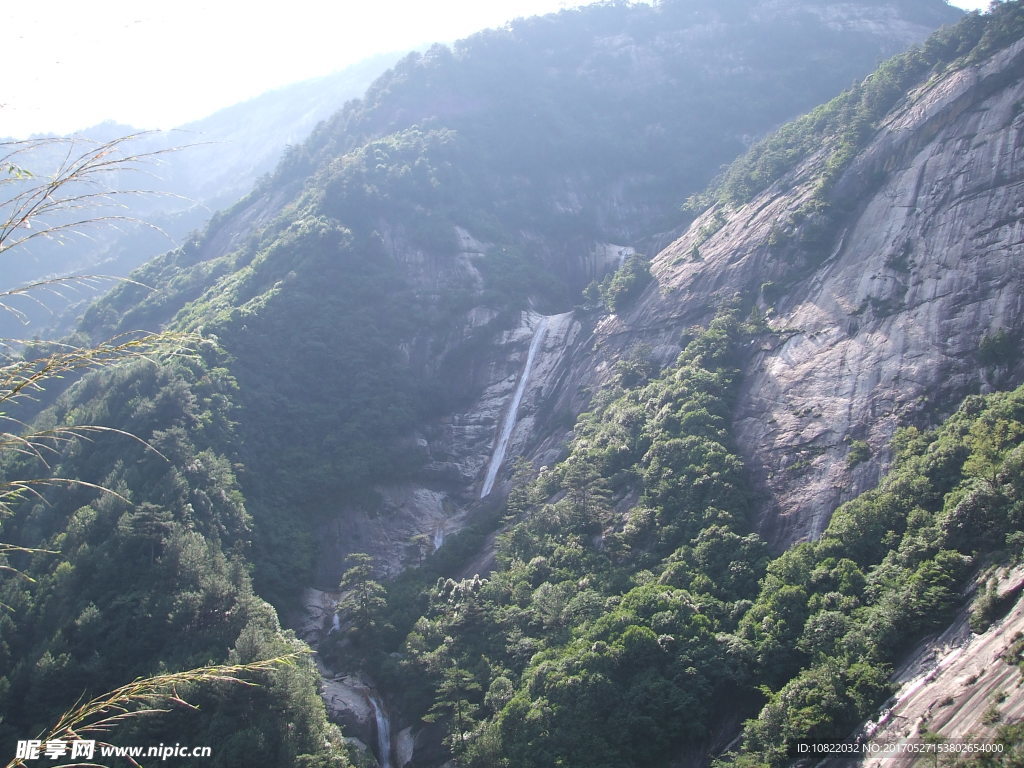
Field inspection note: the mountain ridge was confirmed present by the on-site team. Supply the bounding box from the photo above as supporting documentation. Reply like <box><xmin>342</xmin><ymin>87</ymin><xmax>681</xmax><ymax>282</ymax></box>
<box><xmin>0</xmin><ymin>51</ymin><xmax>405</xmax><ymax>339</ymax></box>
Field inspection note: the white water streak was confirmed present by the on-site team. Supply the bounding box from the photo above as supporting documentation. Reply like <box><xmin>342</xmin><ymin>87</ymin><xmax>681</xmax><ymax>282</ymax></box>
<box><xmin>480</xmin><ymin>316</ymin><xmax>550</xmax><ymax>497</ymax></box>
<box><xmin>366</xmin><ymin>689</ymin><xmax>392</xmax><ymax>768</ymax></box>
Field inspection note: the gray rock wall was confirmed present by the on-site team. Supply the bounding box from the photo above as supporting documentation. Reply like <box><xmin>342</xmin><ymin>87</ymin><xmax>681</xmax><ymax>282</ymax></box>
<box><xmin>594</xmin><ymin>37</ymin><xmax>1024</xmax><ymax>547</ymax></box>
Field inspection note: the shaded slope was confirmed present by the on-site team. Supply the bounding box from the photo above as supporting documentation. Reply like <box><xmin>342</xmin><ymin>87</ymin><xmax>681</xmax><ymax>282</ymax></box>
<box><xmin>342</xmin><ymin>9</ymin><xmax>1024</xmax><ymax>764</ymax></box>
<box><xmin>373</xmin><ymin>12</ymin><xmax>1024</xmax><ymax>743</ymax></box>
<box><xmin>0</xmin><ymin>352</ymin><xmax>350</xmax><ymax>765</ymax></box>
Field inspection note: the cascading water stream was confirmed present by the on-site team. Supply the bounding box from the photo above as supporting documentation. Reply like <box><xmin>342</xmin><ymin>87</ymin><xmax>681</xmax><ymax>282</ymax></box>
<box><xmin>365</xmin><ymin>689</ymin><xmax>392</xmax><ymax>768</ymax></box>
<box><xmin>480</xmin><ymin>315</ymin><xmax>551</xmax><ymax>498</ymax></box>
<box><xmin>432</xmin><ymin>526</ymin><xmax>445</xmax><ymax>551</ymax></box>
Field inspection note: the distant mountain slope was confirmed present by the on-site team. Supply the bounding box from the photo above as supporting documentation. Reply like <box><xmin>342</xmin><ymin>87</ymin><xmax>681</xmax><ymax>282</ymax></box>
<box><xmin>368</xmin><ymin>7</ymin><xmax>1024</xmax><ymax>765</ymax></box>
<box><xmin>145</xmin><ymin>51</ymin><xmax>412</xmax><ymax>209</ymax></box>
<box><xmin>0</xmin><ymin>51</ymin><xmax>404</xmax><ymax>337</ymax></box>
<box><xmin>88</xmin><ymin>0</ymin><xmax>961</xmax><ymax>329</ymax></box>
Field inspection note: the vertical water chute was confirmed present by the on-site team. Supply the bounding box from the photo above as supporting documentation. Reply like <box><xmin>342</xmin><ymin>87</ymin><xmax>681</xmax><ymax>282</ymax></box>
<box><xmin>365</xmin><ymin>689</ymin><xmax>393</xmax><ymax>768</ymax></box>
<box><xmin>480</xmin><ymin>315</ymin><xmax>552</xmax><ymax>498</ymax></box>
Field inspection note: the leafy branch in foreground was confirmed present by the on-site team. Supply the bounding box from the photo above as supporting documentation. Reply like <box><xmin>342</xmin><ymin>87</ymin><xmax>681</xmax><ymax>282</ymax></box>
<box><xmin>0</xmin><ymin>331</ymin><xmax>198</xmax><ymax>517</ymax></box>
<box><xmin>0</xmin><ymin>133</ymin><xmax>187</xmax><ymax>259</ymax></box>
<box><xmin>0</xmin><ymin>133</ymin><xmax>192</xmax><ymax>328</ymax></box>
<box><xmin>0</xmin><ymin>331</ymin><xmax>196</xmax><ymax>407</ymax></box>
<box><xmin>0</xmin><ymin>276</ymin><xmax>151</xmax><ymax>327</ymax></box>
<box><xmin>3</xmin><ymin>655</ymin><xmax>302</xmax><ymax>768</ymax></box>
<box><xmin>0</xmin><ymin>134</ymin><xmax>199</xmax><ymax>507</ymax></box>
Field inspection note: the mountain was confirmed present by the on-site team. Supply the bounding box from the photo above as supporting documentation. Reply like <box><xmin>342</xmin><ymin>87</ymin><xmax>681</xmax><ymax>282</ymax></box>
<box><xmin>48</xmin><ymin>0</ymin><xmax>957</xmax><ymax>623</ymax></box>
<box><xmin>85</xmin><ymin>0</ymin><xmax>960</xmax><ymax>326</ymax></box>
<box><xmin>9</xmin><ymin>1</ymin><xmax>1024</xmax><ymax>767</ymax></box>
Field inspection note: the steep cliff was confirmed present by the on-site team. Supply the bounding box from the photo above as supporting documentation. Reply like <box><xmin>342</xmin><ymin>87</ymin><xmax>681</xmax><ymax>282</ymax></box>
<box><xmin>574</xmin><ymin>26</ymin><xmax>1024</xmax><ymax>549</ymax></box>
<box><xmin>843</xmin><ymin>565</ymin><xmax>1024</xmax><ymax>768</ymax></box>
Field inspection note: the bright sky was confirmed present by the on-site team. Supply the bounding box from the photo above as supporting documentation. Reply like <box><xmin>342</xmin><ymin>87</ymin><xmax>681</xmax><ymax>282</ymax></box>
<box><xmin>1</xmin><ymin>0</ymin><xmax>993</xmax><ymax>139</ymax></box>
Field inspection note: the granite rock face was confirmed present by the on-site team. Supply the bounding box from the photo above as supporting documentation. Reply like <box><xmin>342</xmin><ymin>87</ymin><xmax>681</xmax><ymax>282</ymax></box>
<box><xmin>853</xmin><ymin>566</ymin><xmax>1024</xmax><ymax>768</ymax></box>
<box><xmin>590</xmin><ymin>37</ymin><xmax>1024</xmax><ymax>547</ymax></box>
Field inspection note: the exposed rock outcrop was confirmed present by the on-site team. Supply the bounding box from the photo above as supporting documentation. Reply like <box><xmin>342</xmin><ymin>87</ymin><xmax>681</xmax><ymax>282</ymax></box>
<box><xmin>276</xmin><ymin>5</ymin><xmax>1011</xmax><ymax>759</ymax></box>
<box><xmin>821</xmin><ymin>566</ymin><xmax>1024</xmax><ymax>768</ymax></box>
<box><xmin>312</xmin><ymin>307</ymin><xmax>580</xmax><ymax>585</ymax></box>
<box><xmin>568</xmin><ymin>37</ymin><xmax>1024</xmax><ymax>548</ymax></box>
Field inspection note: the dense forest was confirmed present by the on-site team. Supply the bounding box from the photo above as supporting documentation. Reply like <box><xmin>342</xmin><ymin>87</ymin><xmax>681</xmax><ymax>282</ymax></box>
<box><xmin>358</xmin><ymin>317</ymin><xmax>1024</xmax><ymax>768</ymax></box>
<box><xmin>3</xmin><ymin>1</ymin><xmax>1024</xmax><ymax>767</ymax></box>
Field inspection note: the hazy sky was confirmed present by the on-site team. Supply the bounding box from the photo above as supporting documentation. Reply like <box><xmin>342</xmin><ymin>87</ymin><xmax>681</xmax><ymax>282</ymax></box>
<box><xmin>2</xmin><ymin>0</ymin><xmax>994</xmax><ymax>138</ymax></box>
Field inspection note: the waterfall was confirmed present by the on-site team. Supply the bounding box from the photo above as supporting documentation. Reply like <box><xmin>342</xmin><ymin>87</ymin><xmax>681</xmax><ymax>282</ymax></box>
<box><xmin>432</xmin><ymin>526</ymin><xmax>445</xmax><ymax>551</ymax></box>
<box><xmin>330</xmin><ymin>612</ymin><xmax>340</xmax><ymax>634</ymax></box>
<box><xmin>480</xmin><ymin>315</ymin><xmax>551</xmax><ymax>498</ymax></box>
<box><xmin>366</xmin><ymin>689</ymin><xmax>392</xmax><ymax>768</ymax></box>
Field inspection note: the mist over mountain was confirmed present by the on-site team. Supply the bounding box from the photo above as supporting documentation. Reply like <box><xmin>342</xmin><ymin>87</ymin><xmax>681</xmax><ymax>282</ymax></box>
<box><xmin>5</xmin><ymin>2</ymin><xmax>1024</xmax><ymax>767</ymax></box>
